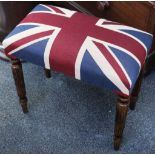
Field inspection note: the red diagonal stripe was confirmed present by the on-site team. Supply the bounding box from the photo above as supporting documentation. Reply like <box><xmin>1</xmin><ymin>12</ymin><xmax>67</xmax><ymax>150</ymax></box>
<box><xmin>94</xmin><ymin>41</ymin><xmax>130</xmax><ymax>89</ymax></box>
<box><xmin>89</xmin><ymin>26</ymin><xmax>146</xmax><ymax>64</ymax></box>
<box><xmin>5</xmin><ymin>30</ymin><xmax>53</xmax><ymax>55</ymax></box>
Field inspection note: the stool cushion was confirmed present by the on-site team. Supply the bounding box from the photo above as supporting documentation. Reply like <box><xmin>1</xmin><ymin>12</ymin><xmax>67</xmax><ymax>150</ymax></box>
<box><xmin>3</xmin><ymin>4</ymin><xmax>153</xmax><ymax>95</ymax></box>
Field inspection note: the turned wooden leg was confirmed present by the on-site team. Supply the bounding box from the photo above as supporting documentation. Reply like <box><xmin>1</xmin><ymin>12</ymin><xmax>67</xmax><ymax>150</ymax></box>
<box><xmin>130</xmin><ymin>68</ymin><xmax>144</xmax><ymax>110</ymax></box>
<box><xmin>44</xmin><ymin>68</ymin><xmax>51</xmax><ymax>78</ymax></box>
<box><xmin>114</xmin><ymin>95</ymin><xmax>129</xmax><ymax>150</ymax></box>
<box><xmin>11</xmin><ymin>59</ymin><xmax>28</xmax><ymax>113</ymax></box>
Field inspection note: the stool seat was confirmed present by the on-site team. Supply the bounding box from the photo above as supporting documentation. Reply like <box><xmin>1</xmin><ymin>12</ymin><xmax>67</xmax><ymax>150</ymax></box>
<box><xmin>3</xmin><ymin>4</ymin><xmax>153</xmax><ymax>95</ymax></box>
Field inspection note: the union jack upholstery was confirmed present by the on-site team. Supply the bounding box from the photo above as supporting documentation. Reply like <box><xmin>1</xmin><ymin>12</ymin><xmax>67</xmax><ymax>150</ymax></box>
<box><xmin>2</xmin><ymin>4</ymin><xmax>153</xmax><ymax>96</ymax></box>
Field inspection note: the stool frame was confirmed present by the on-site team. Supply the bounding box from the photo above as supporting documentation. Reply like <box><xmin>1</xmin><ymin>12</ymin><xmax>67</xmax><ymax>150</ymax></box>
<box><xmin>10</xmin><ymin>58</ymin><xmax>144</xmax><ymax>150</ymax></box>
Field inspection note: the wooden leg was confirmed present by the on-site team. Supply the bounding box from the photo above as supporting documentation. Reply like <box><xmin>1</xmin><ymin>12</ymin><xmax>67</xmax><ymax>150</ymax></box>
<box><xmin>44</xmin><ymin>69</ymin><xmax>51</xmax><ymax>78</ymax></box>
<box><xmin>114</xmin><ymin>95</ymin><xmax>129</xmax><ymax>150</ymax></box>
<box><xmin>130</xmin><ymin>68</ymin><xmax>143</xmax><ymax>110</ymax></box>
<box><xmin>11</xmin><ymin>59</ymin><xmax>28</xmax><ymax>113</ymax></box>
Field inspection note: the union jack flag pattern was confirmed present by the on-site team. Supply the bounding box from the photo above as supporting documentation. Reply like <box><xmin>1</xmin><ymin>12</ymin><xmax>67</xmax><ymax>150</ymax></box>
<box><xmin>2</xmin><ymin>4</ymin><xmax>153</xmax><ymax>95</ymax></box>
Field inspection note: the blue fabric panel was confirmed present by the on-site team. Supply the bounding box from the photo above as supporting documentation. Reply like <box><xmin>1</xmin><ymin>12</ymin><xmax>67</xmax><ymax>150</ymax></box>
<box><xmin>109</xmin><ymin>46</ymin><xmax>140</xmax><ymax>91</ymax></box>
<box><xmin>5</xmin><ymin>25</ymin><xmax>38</xmax><ymax>39</ymax></box>
<box><xmin>12</xmin><ymin>39</ymin><xmax>48</xmax><ymax>67</ymax></box>
<box><xmin>32</xmin><ymin>4</ymin><xmax>52</xmax><ymax>12</ymax></box>
<box><xmin>120</xmin><ymin>29</ymin><xmax>153</xmax><ymax>51</ymax></box>
<box><xmin>80</xmin><ymin>50</ymin><xmax>120</xmax><ymax>92</ymax></box>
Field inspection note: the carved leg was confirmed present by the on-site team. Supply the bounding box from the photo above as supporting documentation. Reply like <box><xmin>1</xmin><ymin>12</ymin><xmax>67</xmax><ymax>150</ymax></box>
<box><xmin>44</xmin><ymin>69</ymin><xmax>51</xmax><ymax>78</ymax></box>
<box><xmin>11</xmin><ymin>59</ymin><xmax>28</xmax><ymax>113</ymax></box>
<box><xmin>130</xmin><ymin>68</ymin><xmax>143</xmax><ymax>110</ymax></box>
<box><xmin>114</xmin><ymin>95</ymin><xmax>129</xmax><ymax>150</ymax></box>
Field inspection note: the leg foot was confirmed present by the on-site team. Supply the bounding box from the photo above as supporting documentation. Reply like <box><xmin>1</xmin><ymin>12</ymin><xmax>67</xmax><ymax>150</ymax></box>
<box><xmin>11</xmin><ymin>59</ymin><xmax>28</xmax><ymax>113</ymax></box>
<box><xmin>44</xmin><ymin>69</ymin><xmax>51</xmax><ymax>78</ymax></box>
<box><xmin>20</xmin><ymin>98</ymin><xmax>28</xmax><ymax>113</ymax></box>
<box><xmin>114</xmin><ymin>95</ymin><xmax>129</xmax><ymax>150</ymax></box>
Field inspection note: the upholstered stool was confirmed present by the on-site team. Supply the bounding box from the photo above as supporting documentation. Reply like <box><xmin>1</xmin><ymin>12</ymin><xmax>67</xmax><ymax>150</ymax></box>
<box><xmin>2</xmin><ymin>4</ymin><xmax>153</xmax><ymax>150</ymax></box>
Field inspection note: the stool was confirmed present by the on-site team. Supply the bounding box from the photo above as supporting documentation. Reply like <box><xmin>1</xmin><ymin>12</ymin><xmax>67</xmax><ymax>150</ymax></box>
<box><xmin>2</xmin><ymin>4</ymin><xmax>153</xmax><ymax>150</ymax></box>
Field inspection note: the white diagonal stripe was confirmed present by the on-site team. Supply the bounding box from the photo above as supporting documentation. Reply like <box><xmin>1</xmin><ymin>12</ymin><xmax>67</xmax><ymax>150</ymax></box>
<box><xmin>30</xmin><ymin>4</ymin><xmax>76</xmax><ymax>18</ymax></box>
<box><xmin>75</xmin><ymin>41</ymin><xmax>86</xmax><ymax>80</ymax></box>
<box><xmin>96</xmin><ymin>19</ymin><xmax>152</xmax><ymax>53</ymax></box>
<box><xmin>75</xmin><ymin>37</ymin><xmax>129</xmax><ymax>95</ymax></box>
<box><xmin>96</xmin><ymin>19</ymin><xmax>153</xmax><ymax>36</ymax></box>
<box><xmin>104</xmin><ymin>44</ymin><xmax>132</xmax><ymax>88</ymax></box>
<box><xmin>17</xmin><ymin>22</ymin><xmax>54</xmax><ymax>28</ymax></box>
<box><xmin>8</xmin><ymin>35</ymin><xmax>50</xmax><ymax>55</ymax></box>
<box><xmin>44</xmin><ymin>27</ymin><xmax>61</xmax><ymax>69</ymax></box>
<box><xmin>87</xmin><ymin>39</ymin><xmax>129</xmax><ymax>95</ymax></box>
<box><xmin>39</xmin><ymin>4</ymin><xmax>57</xmax><ymax>13</ymax></box>
<box><xmin>89</xmin><ymin>37</ymin><xmax>141</xmax><ymax>68</ymax></box>
<box><xmin>2</xmin><ymin>26</ymin><xmax>53</xmax><ymax>48</ymax></box>
<box><xmin>30</xmin><ymin>11</ymin><xmax>75</xmax><ymax>18</ymax></box>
